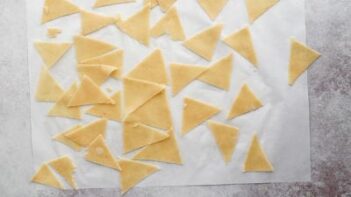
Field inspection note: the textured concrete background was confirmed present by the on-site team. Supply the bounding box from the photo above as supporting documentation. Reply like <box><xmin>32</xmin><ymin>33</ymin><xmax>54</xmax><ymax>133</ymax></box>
<box><xmin>0</xmin><ymin>0</ymin><xmax>350</xmax><ymax>196</ymax></box>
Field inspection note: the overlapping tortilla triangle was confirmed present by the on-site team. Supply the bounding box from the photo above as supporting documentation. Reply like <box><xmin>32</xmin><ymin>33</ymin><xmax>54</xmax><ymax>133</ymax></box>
<box><xmin>198</xmin><ymin>0</ymin><xmax>229</xmax><ymax>20</ymax></box>
<box><xmin>35</xmin><ymin>66</ymin><xmax>64</xmax><ymax>102</ymax></box>
<box><xmin>74</xmin><ymin>35</ymin><xmax>116</xmax><ymax>62</ymax></box>
<box><xmin>245</xmin><ymin>0</ymin><xmax>279</xmax><ymax>23</ymax></box>
<box><xmin>86</xmin><ymin>91</ymin><xmax>122</xmax><ymax>121</ymax></box>
<box><xmin>31</xmin><ymin>164</ymin><xmax>63</xmax><ymax>189</ymax></box>
<box><xmin>34</xmin><ymin>41</ymin><xmax>71</xmax><ymax>68</ymax></box>
<box><xmin>94</xmin><ymin>0</ymin><xmax>135</xmax><ymax>8</ymax></box>
<box><xmin>80</xmin><ymin>10</ymin><xmax>116</xmax><ymax>35</ymax></box>
<box><xmin>41</xmin><ymin>0</ymin><xmax>80</xmax><ymax>24</ymax></box>
<box><xmin>157</xmin><ymin>0</ymin><xmax>176</xmax><ymax>12</ymax></box>
<box><xmin>53</xmin><ymin>125</ymin><xmax>83</xmax><ymax>151</ymax></box>
<box><xmin>77</xmin><ymin>64</ymin><xmax>117</xmax><ymax>85</ymax></box>
<box><xmin>48</xmin><ymin>156</ymin><xmax>77</xmax><ymax>189</ymax></box>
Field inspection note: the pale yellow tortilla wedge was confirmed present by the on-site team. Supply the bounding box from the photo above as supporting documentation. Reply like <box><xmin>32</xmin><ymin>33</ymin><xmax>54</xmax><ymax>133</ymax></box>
<box><xmin>246</xmin><ymin>0</ymin><xmax>279</xmax><ymax>23</ymax></box>
<box><xmin>53</xmin><ymin>125</ymin><xmax>83</xmax><ymax>151</ymax></box>
<box><xmin>126</xmin><ymin>49</ymin><xmax>168</xmax><ymax>85</ymax></box>
<box><xmin>94</xmin><ymin>0</ymin><xmax>135</xmax><ymax>8</ymax></box>
<box><xmin>288</xmin><ymin>38</ymin><xmax>321</xmax><ymax>85</ymax></box>
<box><xmin>119</xmin><ymin>158</ymin><xmax>159</xmax><ymax>194</ymax></box>
<box><xmin>34</xmin><ymin>41</ymin><xmax>71</xmax><ymax>68</ymax></box>
<box><xmin>144</xmin><ymin>0</ymin><xmax>158</xmax><ymax>8</ymax></box>
<box><xmin>198</xmin><ymin>53</ymin><xmax>233</xmax><ymax>90</ymax></box>
<box><xmin>243</xmin><ymin>134</ymin><xmax>273</xmax><ymax>172</ymax></box>
<box><xmin>48</xmin><ymin>156</ymin><xmax>77</xmax><ymax>189</ymax></box>
<box><xmin>31</xmin><ymin>164</ymin><xmax>63</xmax><ymax>189</ymax></box>
<box><xmin>223</xmin><ymin>26</ymin><xmax>257</xmax><ymax>66</ymax></box>
<box><xmin>207</xmin><ymin>120</ymin><xmax>239</xmax><ymax>163</ymax></box>
<box><xmin>41</xmin><ymin>0</ymin><xmax>80</xmax><ymax>24</ymax></box>
<box><xmin>74</xmin><ymin>35</ymin><xmax>116</xmax><ymax>62</ymax></box>
<box><xmin>77</xmin><ymin>64</ymin><xmax>117</xmax><ymax>85</ymax></box>
<box><xmin>198</xmin><ymin>0</ymin><xmax>229</xmax><ymax>20</ymax></box>
<box><xmin>47</xmin><ymin>28</ymin><xmax>62</xmax><ymax>38</ymax></box>
<box><xmin>183</xmin><ymin>24</ymin><xmax>223</xmax><ymax>61</ymax></box>
<box><xmin>150</xmin><ymin>7</ymin><xmax>185</xmax><ymax>41</ymax></box>
<box><xmin>86</xmin><ymin>91</ymin><xmax>122</xmax><ymax>121</ymax></box>
<box><xmin>227</xmin><ymin>84</ymin><xmax>263</xmax><ymax>119</ymax></box>
<box><xmin>170</xmin><ymin>63</ymin><xmax>207</xmax><ymax>95</ymax></box>
<box><xmin>35</xmin><ymin>66</ymin><xmax>64</xmax><ymax>102</ymax></box>
<box><xmin>157</xmin><ymin>0</ymin><xmax>176</xmax><ymax>12</ymax></box>
<box><xmin>80</xmin><ymin>9</ymin><xmax>116</xmax><ymax>35</ymax></box>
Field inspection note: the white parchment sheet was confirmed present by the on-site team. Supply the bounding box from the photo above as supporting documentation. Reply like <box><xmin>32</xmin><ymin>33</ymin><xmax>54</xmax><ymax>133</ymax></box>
<box><xmin>26</xmin><ymin>0</ymin><xmax>311</xmax><ymax>189</ymax></box>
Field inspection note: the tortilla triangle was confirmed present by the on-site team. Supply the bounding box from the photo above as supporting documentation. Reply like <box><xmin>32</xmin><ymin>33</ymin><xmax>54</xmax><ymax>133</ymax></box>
<box><xmin>227</xmin><ymin>84</ymin><xmax>263</xmax><ymax>119</ymax></box>
<box><xmin>288</xmin><ymin>38</ymin><xmax>320</xmax><ymax>85</ymax></box>
<box><xmin>223</xmin><ymin>26</ymin><xmax>257</xmax><ymax>66</ymax></box>
<box><xmin>144</xmin><ymin>0</ymin><xmax>159</xmax><ymax>8</ymax></box>
<box><xmin>170</xmin><ymin>63</ymin><xmax>207</xmax><ymax>95</ymax></box>
<box><xmin>150</xmin><ymin>7</ymin><xmax>185</xmax><ymax>41</ymax></box>
<box><xmin>80</xmin><ymin>10</ymin><xmax>116</xmax><ymax>35</ymax></box>
<box><xmin>48</xmin><ymin>156</ymin><xmax>77</xmax><ymax>189</ymax></box>
<box><xmin>246</xmin><ymin>0</ymin><xmax>279</xmax><ymax>23</ymax></box>
<box><xmin>35</xmin><ymin>67</ymin><xmax>64</xmax><ymax>102</ymax></box>
<box><xmin>34</xmin><ymin>41</ymin><xmax>71</xmax><ymax>68</ymax></box>
<box><xmin>157</xmin><ymin>0</ymin><xmax>176</xmax><ymax>12</ymax></box>
<box><xmin>86</xmin><ymin>91</ymin><xmax>122</xmax><ymax>121</ymax></box>
<box><xmin>31</xmin><ymin>164</ymin><xmax>63</xmax><ymax>189</ymax></box>
<box><xmin>183</xmin><ymin>24</ymin><xmax>223</xmax><ymax>61</ymax></box>
<box><xmin>198</xmin><ymin>53</ymin><xmax>233</xmax><ymax>90</ymax></box>
<box><xmin>94</xmin><ymin>0</ymin><xmax>135</xmax><ymax>8</ymax></box>
<box><xmin>53</xmin><ymin>125</ymin><xmax>83</xmax><ymax>151</ymax></box>
<box><xmin>243</xmin><ymin>134</ymin><xmax>273</xmax><ymax>172</ymax></box>
<box><xmin>207</xmin><ymin>120</ymin><xmax>239</xmax><ymax>163</ymax></box>
<box><xmin>41</xmin><ymin>0</ymin><xmax>80</xmax><ymax>24</ymax></box>
<box><xmin>198</xmin><ymin>0</ymin><xmax>229</xmax><ymax>20</ymax></box>
<box><xmin>74</xmin><ymin>35</ymin><xmax>116</xmax><ymax>62</ymax></box>
<box><xmin>77</xmin><ymin>64</ymin><xmax>117</xmax><ymax>85</ymax></box>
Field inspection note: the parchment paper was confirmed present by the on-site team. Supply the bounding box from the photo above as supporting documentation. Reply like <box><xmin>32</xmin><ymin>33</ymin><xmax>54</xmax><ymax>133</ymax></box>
<box><xmin>26</xmin><ymin>0</ymin><xmax>311</xmax><ymax>189</ymax></box>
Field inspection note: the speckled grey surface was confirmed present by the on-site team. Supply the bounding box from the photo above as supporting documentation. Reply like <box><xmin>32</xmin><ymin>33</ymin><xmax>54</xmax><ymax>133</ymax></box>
<box><xmin>0</xmin><ymin>0</ymin><xmax>350</xmax><ymax>196</ymax></box>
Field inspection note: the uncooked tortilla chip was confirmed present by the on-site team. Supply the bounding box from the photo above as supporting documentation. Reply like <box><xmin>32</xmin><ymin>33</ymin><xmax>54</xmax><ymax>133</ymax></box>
<box><xmin>68</xmin><ymin>75</ymin><xmax>114</xmax><ymax>107</ymax></box>
<box><xmin>207</xmin><ymin>120</ymin><xmax>239</xmax><ymax>163</ymax></box>
<box><xmin>157</xmin><ymin>0</ymin><xmax>176</xmax><ymax>12</ymax></box>
<box><xmin>223</xmin><ymin>26</ymin><xmax>257</xmax><ymax>66</ymax></box>
<box><xmin>48</xmin><ymin>156</ymin><xmax>77</xmax><ymax>189</ymax></box>
<box><xmin>34</xmin><ymin>41</ymin><xmax>71</xmax><ymax>68</ymax></box>
<box><xmin>126</xmin><ymin>49</ymin><xmax>168</xmax><ymax>85</ymax></box>
<box><xmin>85</xmin><ymin>135</ymin><xmax>121</xmax><ymax>170</ymax></box>
<box><xmin>115</xmin><ymin>5</ymin><xmax>150</xmax><ymax>46</ymax></box>
<box><xmin>133</xmin><ymin>129</ymin><xmax>182</xmax><ymax>164</ymax></box>
<box><xmin>124</xmin><ymin>90</ymin><xmax>172</xmax><ymax>129</ymax></box>
<box><xmin>41</xmin><ymin>0</ymin><xmax>80</xmax><ymax>24</ymax></box>
<box><xmin>35</xmin><ymin>66</ymin><xmax>64</xmax><ymax>102</ymax></box>
<box><xmin>150</xmin><ymin>7</ymin><xmax>185</xmax><ymax>41</ymax></box>
<box><xmin>64</xmin><ymin>118</ymin><xmax>107</xmax><ymax>147</ymax></box>
<box><xmin>243</xmin><ymin>134</ymin><xmax>273</xmax><ymax>172</ymax></box>
<box><xmin>81</xmin><ymin>49</ymin><xmax>124</xmax><ymax>78</ymax></box>
<box><xmin>74</xmin><ymin>35</ymin><xmax>116</xmax><ymax>62</ymax></box>
<box><xmin>119</xmin><ymin>158</ymin><xmax>159</xmax><ymax>194</ymax></box>
<box><xmin>144</xmin><ymin>0</ymin><xmax>158</xmax><ymax>8</ymax></box>
<box><xmin>183</xmin><ymin>24</ymin><xmax>223</xmax><ymax>61</ymax></box>
<box><xmin>288</xmin><ymin>38</ymin><xmax>320</xmax><ymax>85</ymax></box>
<box><xmin>94</xmin><ymin>0</ymin><xmax>135</xmax><ymax>8</ymax></box>
<box><xmin>198</xmin><ymin>53</ymin><xmax>233</xmax><ymax>90</ymax></box>
<box><xmin>48</xmin><ymin>83</ymin><xmax>81</xmax><ymax>119</ymax></box>
<box><xmin>47</xmin><ymin>27</ymin><xmax>62</xmax><ymax>38</ymax></box>
<box><xmin>170</xmin><ymin>63</ymin><xmax>207</xmax><ymax>95</ymax></box>
<box><xmin>182</xmin><ymin>97</ymin><xmax>220</xmax><ymax>135</ymax></box>
<box><xmin>80</xmin><ymin>10</ymin><xmax>116</xmax><ymax>35</ymax></box>
<box><xmin>123</xmin><ymin>77</ymin><xmax>165</xmax><ymax>115</ymax></box>
<box><xmin>198</xmin><ymin>0</ymin><xmax>229</xmax><ymax>20</ymax></box>
<box><xmin>246</xmin><ymin>0</ymin><xmax>279</xmax><ymax>23</ymax></box>
<box><xmin>53</xmin><ymin>125</ymin><xmax>83</xmax><ymax>151</ymax></box>
<box><xmin>227</xmin><ymin>84</ymin><xmax>263</xmax><ymax>119</ymax></box>
<box><xmin>31</xmin><ymin>164</ymin><xmax>63</xmax><ymax>189</ymax></box>
<box><xmin>86</xmin><ymin>91</ymin><xmax>122</xmax><ymax>121</ymax></box>
<box><xmin>77</xmin><ymin>64</ymin><xmax>117</xmax><ymax>85</ymax></box>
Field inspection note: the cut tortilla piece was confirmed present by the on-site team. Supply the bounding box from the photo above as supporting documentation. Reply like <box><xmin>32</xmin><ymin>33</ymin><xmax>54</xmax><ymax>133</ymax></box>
<box><xmin>85</xmin><ymin>135</ymin><xmax>121</xmax><ymax>170</ymax></box>
<box><xmin>223</xmin><ymin>26</ymin><xmax>257</xmax><ymax>66</ymax></box>
<box><xmin>48</xmin><ymin>83</ymin><xmax>81</xmax><ymax>119</ymax></box>
<box><xmin>86</xmin><ymin>91</ymin><xmax>122</xmax><ymax>121</ymax></box>
<box><xmin>41</xmin><ymin>0</ymin><xmax>80</xmax><ymax>24</ymax></box>
<box><xmin>35</xmin><ymin>66</ymin><xmax>64</xmax><ymax>102</ymax></box>
<box><xmin>119</xmin><ymin>158</ymin><xmax>159</xmax><ymax>194</ymax></box>
<box><xmin>183</xmin><ymin>24</ymin><xmax>223</xmax><ymax>61</ymax></box>
<box><xmin>124</xmin><ymin>90</ymin><xmax>172</xmax><ymax>129</ymax></box>
<box><xmin>207</xmin><ymin>120</ymin><xmax>239</xmax><ymax>163</ymax></box>
<box><xmin>157</xmin><ymin>0</ymin><xmax>176</xmax><ymax>12</ymax></box>
<box><xmin>246</xmin><ymin>0</ymin><xmax>279</xmax><ymax>23</ymax></box>
<box><xmin>64</xmin><ymin>118</ymin><xmax>107</xmax><ymax>147</ymax></box>
<box><xmin>243</xmin><ymin>134</ymin><xmax>273</xmax><ymax>172</ymax></box>
<box><xmin>53</xmin><ymin>125</ymin><xmax>83</xmax><ymax>151</ymax></box>
<box><xmin>94</xmin><ymin>0</ymin><xmax>135</xmax><ymax>8</ymax></box>
<box><xmin>126</xmin><ymin>49</ymin><xmax>168</xmax><ymax>85</ymax></box>
<box><xmin>77</xmin><ymin>64</ymin><xmax>117</xmax><ymax>85</ymax></box>
<box><xmin>133</xmin><ymin>129</ymin><xmax>182</xmax><ymax>164</ymax></box>
<box><xmin>198</xmin><ymin>0</ymin><xmax>229</xmax><ymax>20</ymax></box>
<box><xmin>74</xmin><ymin>35</ymin><xmax>116</xmax><ymax>62</ymax></box>
<box><xmin>150</xmin><ymin>7</ymin><xmax>185</xmax><ymax>41</ymax></box>
<box><xmin>182</xmin><ymin>97</ymin><xmax>220</xmax><ymax>135</ymax></box>
<box><xmin>115</xmin><ymin>5</ymin><xmax>150</xmax><ymax>46</ymax></box>
<box><xmin>123</xmin><ymin>77</ymin><xmax>165</xmax><ymax>115</ymax></box>
<box><xmin>68</xmin><ymin>75</ymin><xmax>114</xmax><ymax>107</ymax></box>
<box><xmin>80</xmin><ymin>10</ymin><xmax>116</xmax><ymax>35</ymax></box>
<box><xmin>123</xmin><ymin>122</ymin><xmax>169</xmax><ymax>153</ymax></box>
<box><xmin>34</xmin><ymin>41</ymin><xmax>71</xmax><ymax>68</ymax></box>
<box><xmin>198</xmin><ymin>53</ymin><xmax>233</xmax><ymax>90</ymax></box>
<box><xmin>170</xmin><ymin>63</ymin><xmax>207</xmax><ymax>95</ymax></box>
<box><xmin>31</xmin><ymin>164</ymin><xmax>63</xmax><ymax>189</ymax></box>
<box><xmin>47</xmin><ymin>27</ymin><xmax>62</xmax><ymax>38</ymax></box>
<box><xmin>288</xmin><ymin>38</ymin><xmax>321</xmax><ymax>85</ymax></box>
<box><xmin>227</xmin><ymin>84</ymin><xmax>263</xmax><ymax>119</ymax></box>
<box><xmin>144</xmin><ymin>0</ymin><xmax>159</xmax><ymax>8</ymax></box>
<box><xmin>81</xmin><ymin>49</ymin><xmax>124</xmax><ymax>78</ymax></box>
<box><xmin>48</xmin><ymin>156</ymin><xmax>77</xmax><ymax>189</ymax></box>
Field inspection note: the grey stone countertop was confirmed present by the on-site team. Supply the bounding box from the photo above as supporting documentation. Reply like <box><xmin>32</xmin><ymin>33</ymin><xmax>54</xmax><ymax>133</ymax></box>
<box><xmin>0</xmin><ymin>0</ymin><xmax>350</xmax><ymax>196</ymax></box>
